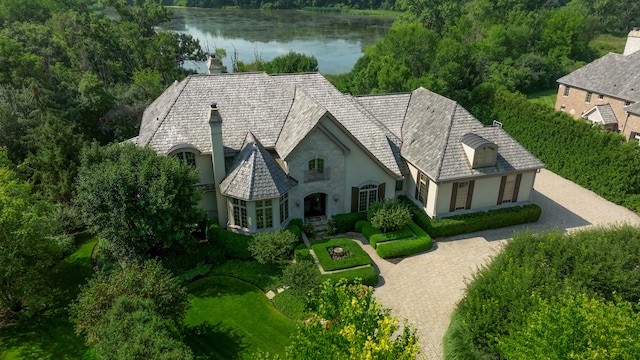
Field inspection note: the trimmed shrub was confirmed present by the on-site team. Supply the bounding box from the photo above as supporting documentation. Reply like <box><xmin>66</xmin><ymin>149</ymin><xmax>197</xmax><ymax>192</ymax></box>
<box><xmin>367</xmin><ymin>199</ymin><xmax>411</xmax><ymax>233</ymax></box>
<box><xmin>354</xmin><ymin>220</ymin><xmax>368</xmax><ymax>233</ymax></box>
<box><xmin>431</xmin><ymin>204</ymin><xmax>542</xmax><ymax>237</ymax></box>
<box><xmin>369</xmin><ymin>225</ymin><xmax>414</xmax><ymax>248</ymax></box>
<box><xmin>332</xmin><ymin>212</ymin><xmax>368</xmax><ymax>233</ymax></box>
<box><xmin>323</xmin><ymin>266</ymin><xmax>379</xmax><ymax>287</ymax></box>
<box><xmin>249</xmin><ymin>229</ymin><xmax>298</xmax><ymax>264</ymax></box>
<box><xmin>206</xmin><ymin>223</ymin><xmax>252</xmax><ymax>260</ymax></box>
<box><xmin>398</xmin><ymin>195</ymin><xmax>434</xmax><ymax>234</ymax></box>
<box><xmin>282</xmin><ymin>260</ymin><xmax>321</xmax><ymax>297</ymax></box>
<box><xmin>294</xmin><ymin>243</ymin><xmax>314</xmax><ymax>262</ymax></box>
<box><xmin>312</xmin><ymin>238</ymin><xmax>372</xmax><ymax>271</ymax></box>
<box><xmin>376</xmin><ymin>237</ymin><xmax>432</xmax><ymax>258</ymax></box>
<box><xmin>289</xmin><ymin>218</ymin><xmax>304</xmax><ymax>229</ymax></box>
<box><xmin>285</xmin><ymin>223</ymin><xmax>303</xmax><ymax>243</ymax></box>
<box><xmin>361</xmin><ymin>222</ymin><xmax>382</xmax><ymax>242</ymax></box>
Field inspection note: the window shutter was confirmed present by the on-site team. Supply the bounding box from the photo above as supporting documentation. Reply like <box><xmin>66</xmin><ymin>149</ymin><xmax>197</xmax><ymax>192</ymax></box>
<box><xmin>497</xmin><ymin>176</ymin><xmax>507</xmax><ymax>205</ymax></box>
<box><xmin>423</xmin><ymin>179</ymin><xmax>428</xmax><ymax>207</ymax></box>
<box><xmin>512</xmin><ymin>174</ymin><xmax>522</xmax><ymax>203</ymax></box>
<box><xmin>415</xmin><ymin>173</ymin><xmax>420</xmax><ymax>199</ymax></box>
<box><xmin>377</xmin><ymin>183</ymin><xmax>386</xmax><ymax>200</ymax></box>
<box><xmin>351</xmin><ymin>187</ymin><xmax>359</xmax><ymax>213</ymax></box>
<box><xmin>449</xmin><ymin>182</ymin><xmax>458</xmax><ymax>212</ymax></box>
<box><xmin>465</xmin><ymin>180</ymin><xmax>475</xmax><ymax>209</ymax></box>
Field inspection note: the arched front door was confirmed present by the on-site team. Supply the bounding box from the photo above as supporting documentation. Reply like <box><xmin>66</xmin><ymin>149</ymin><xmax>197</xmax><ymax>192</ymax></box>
<box><xmin>304</xmin><ymin>193</ymin><xmax>327</xmax><ymax>219</ymax></box>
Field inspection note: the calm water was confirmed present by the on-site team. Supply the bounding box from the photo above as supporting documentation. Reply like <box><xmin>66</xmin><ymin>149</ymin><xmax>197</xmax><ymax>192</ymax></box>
<box><xmin>162</xmin><ymin>8</ymin><xmax>394</xmax><ymax>74</ymax></box>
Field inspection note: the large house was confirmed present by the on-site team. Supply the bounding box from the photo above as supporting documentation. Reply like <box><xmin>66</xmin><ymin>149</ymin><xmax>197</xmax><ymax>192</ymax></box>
<box><xmin>133</xmin><ymin>72</ymin><xmax>543</xmax><ymax>233</ymax></box>
<box><xmin>555</xmin><ymin>28</ymin><xmax>640</xmax><ymax>140</ymax></box>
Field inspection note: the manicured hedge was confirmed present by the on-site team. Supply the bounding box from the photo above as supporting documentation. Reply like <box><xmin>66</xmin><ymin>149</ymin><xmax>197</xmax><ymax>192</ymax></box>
<box><xmin>332</xmin><ymin>212</ymin><xmax>368</xmax><ymax>233</ymax></box>
<box><xmin>398</xmin><ymin>195</ymin><xmax>434</xmax><ymax>234</ymax></box>
<box><xmin>294</xmin><ymin>243</ymin><xmax>314</xmax><ymax>262</ymax></box>
<box><xmin>312</xmin><ymin>238</ymin><xmax>372</xmax><ymax>271</ymax></box>
<box><xmin>431</xmin><ymin>204</ymin><xmax>542</xmax><ymax>237</ymax></box>
<box><xmin>354</xmin><ymin>220</ymin><xmax>368</xmax><ymax>233</ymax></box>
<box><xmin>285</xmin><ymin>223</ymin><xmax>303</xmax><ymax>243</ymax></box>
<box><xmin>206</xmin><ymin>223</ymin><xmax>253</xmax><ymax>260</ymax></box>
<box><xmin>369</xmin><ymin>225</ymin><xmax>414</xmax><ymax>248</ymax></box>
<box><xmin>375</xmin><ymin>222</ymin><xmax>432</xmax><ymax>259</ymax></box>
<box><xmin>361</xmin><ymin>222</ymin><xmax>382</xmax><ymax>241</ymax></box>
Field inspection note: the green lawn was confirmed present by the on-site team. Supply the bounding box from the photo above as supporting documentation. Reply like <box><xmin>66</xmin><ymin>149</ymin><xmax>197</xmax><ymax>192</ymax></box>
<box><xmin>184</xmin><ymin>276</ymin><xmax>297</xmax><ymax>359</ymax></box>
<box><xmin>527</xmin><ymin>89</ymin><xmax>557</xmax><ymax>108</ymax></box>
<box><xmin>0</xmin><ymin>236</ymin><xmax>96</xmax><ymax>360</ymax></box>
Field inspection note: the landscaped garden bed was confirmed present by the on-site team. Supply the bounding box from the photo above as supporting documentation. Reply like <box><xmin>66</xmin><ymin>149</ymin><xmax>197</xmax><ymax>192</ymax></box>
<box><xmin>311</xmin><ymin>238</ymin><xmax>373</xmax><ymax>271</ymax></box>
<box><xmin>294</xmin><ymin>244</ymin><xmax>379</xmax><ymax>286</ymax></box>
<box><xmin>358</xmin><ymin>220</ymin><xmax>433</xmax><ymax>259</ymax></box>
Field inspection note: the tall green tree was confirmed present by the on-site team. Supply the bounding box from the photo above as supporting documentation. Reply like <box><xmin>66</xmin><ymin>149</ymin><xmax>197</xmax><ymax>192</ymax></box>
<box><xmin>287</xmin><ymin>279</ymin><xmax>420</xmax><ymax>360</ymax></box>
<box><xmin>0</xmin><ymin>149</ymin><xmax>72</xmax><ymax>321</ymax></box>
<box><xmin>70</xmin><ymin>259</ymin><xmax>189</xmax><ymax>346</ymax></box>
<box><xmin>74</xmin><ymin>142</ymin><xmax>204</xmax><ymax>260</ymax></box>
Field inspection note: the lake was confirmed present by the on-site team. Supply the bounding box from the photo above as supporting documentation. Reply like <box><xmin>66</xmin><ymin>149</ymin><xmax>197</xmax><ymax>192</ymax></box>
<box><xmin>161</xmin><ymin>8</ymin><xmax>394</xmax><ymax>74</ymax></box>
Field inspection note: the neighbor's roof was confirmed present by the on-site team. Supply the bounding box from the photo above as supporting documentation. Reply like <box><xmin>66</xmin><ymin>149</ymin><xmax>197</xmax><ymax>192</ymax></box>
<box><xmin>583</xmin><ymin>104</ymin><xmax>619</xmax><ymax>125</ymax></box>
<box><xmin>220</xmin><ymin>132</ymin><xmax>297</xmax><ymax>201</ymax></box>
<box><xmin>557</xmin><ymin>51</ymin><xmax>640</xmax><ymax>102</ymax></box>
<box><xmin>626</xmin><ymin>102</ymin><xmax>640</xmax><ymax>115</ymax></box>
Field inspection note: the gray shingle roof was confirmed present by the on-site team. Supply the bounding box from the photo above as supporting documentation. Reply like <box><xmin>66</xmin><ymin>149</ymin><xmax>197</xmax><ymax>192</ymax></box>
<box><xmin>627</xmin><ymin>102</ymin><xmax>640</xmax><ymax>115</ymax></box>
<box><xmin>583</xmin><ymin>104</ymin><xmax>619</xmax><ymax>125</ymax></box>
<box><xmin>401</xmin><ymin>88</ymin><xmax>544</xmax><ymax>182</ymax></box>
<box><xmin>220</xmin><ymin>132</ymin><xmax>297</xmax><ymax>201</ymax></box>
<box><xmin>354</xmin><ymin>93</ymin><xmax>411</xmax><ymax>139</ymax></box>
<box><xmin>557</xmin><ymin>51</ymin><xmax>640</xmax><ymax>102</ymax></box>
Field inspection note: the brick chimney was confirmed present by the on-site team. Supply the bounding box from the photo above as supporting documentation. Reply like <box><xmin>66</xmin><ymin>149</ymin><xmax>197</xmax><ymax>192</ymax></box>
<box><xmin>208</xmin><ymin>103</ymin><xmax>228</xmax><ymax>226</ymax></box>
<box><xmin>623</xmin><ymin>27</ymin><xmax>640</xmax><ymax>55</ymax></box>
<box><xmin>206</xmin><ymin>54</ymin><xmax>222</xmax><ymax>74</ymax></box>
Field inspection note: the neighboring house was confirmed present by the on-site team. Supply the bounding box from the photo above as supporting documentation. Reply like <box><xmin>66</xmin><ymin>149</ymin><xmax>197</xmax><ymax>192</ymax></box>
<box><xmin>132</xmin><ymin>72</ymin><xmax>543</xmax><ymax>234</ymax></box>
<box><xmin>555</xmin><ymin>28</ymin><xmax>640</xmax><ymax>140</ymax></box>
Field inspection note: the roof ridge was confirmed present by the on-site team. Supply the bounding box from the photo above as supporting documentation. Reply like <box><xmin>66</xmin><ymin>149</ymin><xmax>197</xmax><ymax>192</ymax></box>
<box><xmin>398</xmin><ymin>91</ymin><xmax>413</xmax><ymax>145</ymax></box>
<box><xmin>143</xmin><ymin>76</ymin><xmax>193</xmax><ymax>147</ymax></box>
<box><xmin>275</xmin><ymin>85</ymin><xmax>300</xmax><ymax>146</ymax></box>
<box><xmin>435</xmin><ymin>102</ymin><xmax>458</xmax><ymax>180</ymax></box>
<box><xmin>348</xmin><ymin>94</ymin><xmax>401</xmax><ymax>145</ymax></box>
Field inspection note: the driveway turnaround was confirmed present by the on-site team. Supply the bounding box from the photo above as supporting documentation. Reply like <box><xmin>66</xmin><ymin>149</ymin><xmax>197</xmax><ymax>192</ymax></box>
<box><xmin>364</xmin><ymin>169</ymin><xmax>640</xmax><ymax>359</ymax></box>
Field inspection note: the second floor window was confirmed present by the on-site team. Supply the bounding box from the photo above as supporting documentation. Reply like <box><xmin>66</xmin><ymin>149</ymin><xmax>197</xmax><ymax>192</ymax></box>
<box><xmin>306</xmin><ymin>157</ymin><xmax>329</xmax><ymax>182</ymax></box>
<box><xmin>175</xmin><ymin>152</ymin><xmax>196</xmax><ymax>167</ymax></box>
<box><xmin>585</xmin><ymin>91</ymin><xmax>592</xmax><ymax>103</ymax></box>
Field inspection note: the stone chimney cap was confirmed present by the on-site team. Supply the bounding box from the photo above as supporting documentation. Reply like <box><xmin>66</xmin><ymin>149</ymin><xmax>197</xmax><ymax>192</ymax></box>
<box><xmin>210</xmin><ymin>102</ymin><xmax>218</xmax><ymax>109</ymax></box>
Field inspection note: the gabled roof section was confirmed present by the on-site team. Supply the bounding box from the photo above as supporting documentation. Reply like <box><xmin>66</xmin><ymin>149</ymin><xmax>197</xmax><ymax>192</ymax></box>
<box><xmin>354</xmin><ymin>93</ymin><xmax>411</xmax><ymax>139</ymax></box>
<box><xmin>220</xmin><ymin>132</ymin><xmax>298</xmax><ymax>201</ymax></box>
<box><xmin>275</xmin><ymin>87</ymin><xmax>328</xmax><ymax>159</ymax></box>
<box><xmin>270</xmin><ymin>73</ymin><xmax>402</xmax><ymax>177</ymax></box>
<box><xmin>402</xmin><ymin>88</ymin><xmax>543</xmax><ymax>182</ymax></box>
<box><xmin>583</xmin><ymin>104</ymin><xmax>618</xmax><ymax>125</ymax></box>
<box><xmin>557</xmin><ymin>51</ymin><xmax>640</xmax><ymax>102</ymax></box>
<box><xmin>626</xmin><ymin>102</ymin><xmax>640</xmax><ymax>115</ymax></box>
<box><xmin>138</xmin><ymin>73</ymin><xmax>295</xmax><ymax>155</ymax></box>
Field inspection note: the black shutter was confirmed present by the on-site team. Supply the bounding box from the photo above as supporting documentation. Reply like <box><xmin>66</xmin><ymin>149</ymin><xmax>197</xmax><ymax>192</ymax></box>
<box><xmin>377</xmin><ymin>183</ymin><xmax>386</xmax><ymax>200</ymax></box>
<box><xmin>497</xmin><ymin>176</ymin><xmax>507</xmax><ymax>205</ymax></box>
<box><xmin>449</xmin><ymin>182</ymin><xmax>458</xmax><ymax>212</ymax></box>
<box><xmin>465</xmin><ymin>180</ymin><xmax>475</xmax><ymax>209</ymax></box>
<box><xmin>351</xmin><ymin>187</ymin><xmax>359</xmax><ymax>213</ymax></box>
<box><xmin>512</xmin><ymin>174</ymin><xmax>522</xmax><ymax>203</ymax></box>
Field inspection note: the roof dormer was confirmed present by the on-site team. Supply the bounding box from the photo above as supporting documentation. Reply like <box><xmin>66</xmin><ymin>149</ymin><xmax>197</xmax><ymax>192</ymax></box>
<box><xmin>461</xmin><ymin>133</ymin><xmax>498</xmax><ymax>169</ymax></box>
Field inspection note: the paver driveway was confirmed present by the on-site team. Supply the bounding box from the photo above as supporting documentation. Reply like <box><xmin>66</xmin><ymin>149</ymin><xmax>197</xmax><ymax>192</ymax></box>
<box><xmin>365</xmin><ymin>169</ymin><xmax>640</xmax><ymax>359</ymax></box>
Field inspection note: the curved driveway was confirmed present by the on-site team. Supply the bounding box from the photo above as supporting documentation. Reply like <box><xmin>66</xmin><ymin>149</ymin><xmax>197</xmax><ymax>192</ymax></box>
<box><xmin>363</xmin><ymin>169</ymin><xmax>640</xmax><ymax>359</ymax></box>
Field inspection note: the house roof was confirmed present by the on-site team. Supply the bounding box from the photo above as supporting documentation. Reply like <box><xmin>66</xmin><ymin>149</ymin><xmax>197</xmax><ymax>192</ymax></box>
<box><xmin>627</xmin><ymin>102</ymin><xmax>640</xmax><ymax>115</ymax></box>
<box><xmin>137</xmin><ymin>73</ymin><xmax>543</xmax><ymax>186</ymax></box>
<box><xmin>583</xmin><ymin>104</ymin><xmax>619</xmax><ymax>125</ymax></box>
<box><xmin>461</xmin><ymin>133</ymin><xmax>496</xmax><ymax>149</ymax></box>
<box><xmin>557</xmin><ymin>51</ymin><xmax>640</xmax><ymax>102</ymax></box>
<box><xmin>219</xmin><ymin>132</ymin><xmax>297</xmax><ymax>201</ymax></box>
<box><xmin>398</xmin><ymin>88</ymin><xmax>543</xmax><ymax>182</ymax></box>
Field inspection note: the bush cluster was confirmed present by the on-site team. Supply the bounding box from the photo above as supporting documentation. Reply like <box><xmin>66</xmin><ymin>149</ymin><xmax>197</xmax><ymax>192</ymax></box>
<box><xmin>431</xmin><ymin>204</ymin><xmax>542</xmax><ymax>237</ymax></box>
<box><xmin>331</xmin><ymin>212</ymin><xmax>368</xmax><ymax>233</ymax></box>
<box><xmin>206</xmin><ymin>223</ymin><xmax>252</xmax><ymax>260</ymax></box>
<box><xmin>398</xmin><ymin>195</ymin><xmax>434</xmax><ymax>234</ymax></box>
<box><xmin>367</xmin><ymin>199</ymin><xmax>412</xmax><ymax>233</ymax></box>
<box><xmin>446</xmin><ymin>225</ymin><xmax>640</xmax><ymax>358</ymax></box>
<box><xmin>375</xmin><ymin>222</ymin><xmax>432</xmax><ymax>259</ymax></box>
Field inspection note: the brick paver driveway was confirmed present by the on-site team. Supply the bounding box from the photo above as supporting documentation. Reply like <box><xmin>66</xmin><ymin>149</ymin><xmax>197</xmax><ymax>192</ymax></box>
<box><xmin>365</xmin><ymin>169</ymin><xmax>640</xmax><ymax>359</ymax></box>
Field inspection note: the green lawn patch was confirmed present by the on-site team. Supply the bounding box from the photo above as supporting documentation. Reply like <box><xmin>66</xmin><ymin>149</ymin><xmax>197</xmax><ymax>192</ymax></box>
<box><xmin>185</xmin><ymin>276</ymin><xmax>296</xmax><ymax>359</ymax></box>
<box><xmin>0</xmin><ymin>236</ymin><xmax>97</xmax><ymax>360</ymax></box>
<box><xmin>527</xmin><ymin>89</ymin><xmax>557</xmax><ymax>108</ymax></box>
<box><xmin>312</xmin><ymin>238</ymin><xmax>372</xmax><ymax>271</ymax></box>
<box><xmin>209</xmin><ymin>260</ymin><xmax>284</xmax><ymax>291</ymax></box>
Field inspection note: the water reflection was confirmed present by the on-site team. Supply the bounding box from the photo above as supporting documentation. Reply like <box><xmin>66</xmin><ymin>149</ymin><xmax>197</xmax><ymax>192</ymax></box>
<box><xmin>162</xmin><ymin>8</ymin><xmax>393</xmax><ymax>74</ymax></box>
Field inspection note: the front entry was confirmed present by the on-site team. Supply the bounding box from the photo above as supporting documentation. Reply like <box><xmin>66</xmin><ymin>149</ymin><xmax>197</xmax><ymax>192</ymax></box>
<box><xmin>304</xmin><ymin>193</ymin><xmax>327</xmax><ymax>219</ymax></box>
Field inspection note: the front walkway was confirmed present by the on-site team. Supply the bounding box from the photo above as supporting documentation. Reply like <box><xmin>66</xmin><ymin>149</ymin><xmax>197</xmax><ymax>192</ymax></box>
<box><xmin>365</xmin><ymin>169</ymin><xmax>640</xmax><ymax>359</ymax></box>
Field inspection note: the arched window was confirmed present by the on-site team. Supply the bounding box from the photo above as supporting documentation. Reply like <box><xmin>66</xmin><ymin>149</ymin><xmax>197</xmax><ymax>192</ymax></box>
<box><xmin>175</xmin><ymin>151</ymin><xmax>196</xmax><ymax>167</ymax></box>
<box><xmin>305</xmin><ymin>157</ymin><xmax>329</xmax><ymax>182</ymax></box>
<box><xmin>358</xmin><ymin>184</ymin><xmax>378</xmax><ymax>212</ymax></box>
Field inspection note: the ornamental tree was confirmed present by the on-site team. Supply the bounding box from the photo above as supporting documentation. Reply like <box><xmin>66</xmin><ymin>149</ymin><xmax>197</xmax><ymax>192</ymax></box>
<box><xmin>249</xmin><ymin>229</ymin><xmax>298</xmax><ymax>264</ymax></box>
<box><xmin>74</xmin><ymin>142</ymin><xmax>204</xmax><ymax>260</ymax></box>
<box><xmin>367</xmin><ymin>199</ymin><xmax>411</xmax><ymax>233</ymax></box>
<box><xmin>287</xmin><ymin>279</ymin><xmax>420</xmax><ymax>360</ymax></box>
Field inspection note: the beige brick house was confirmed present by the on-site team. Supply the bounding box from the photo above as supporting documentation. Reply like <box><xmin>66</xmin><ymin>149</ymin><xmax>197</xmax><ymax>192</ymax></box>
<box><xmin>555</xmin><ymin>28</ymin><xmax>640</xmax><ymax>140</ymax></box>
